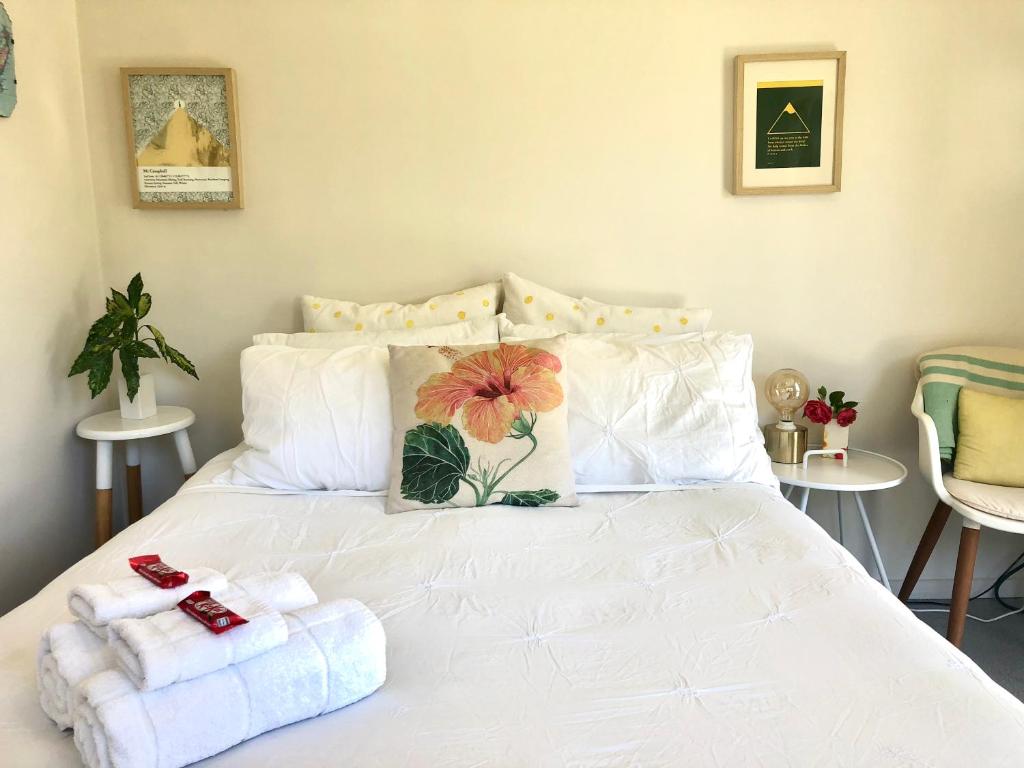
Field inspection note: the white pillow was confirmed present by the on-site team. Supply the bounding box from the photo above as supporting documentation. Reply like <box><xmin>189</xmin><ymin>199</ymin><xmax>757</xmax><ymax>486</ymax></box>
<box><xmin>501</xmin><ymin>329</ymin><xmax>776</xmax><ymax>490</ymax></box>
<box><xmin>219</xmin><ymin>346</ymin><xmax>392</xmax><ymax>491</ymax></box>
<box><xmin>502</xmin><ymin>273</ymin><xmax>711</xmax><ymax>335</ymax></box>
<box><xmin>254</xmin><ymin>316</ymin><xmax>499</xmax><ymax>348</ymax></box>
<box><xmin>302</xmin><ymin>282</ymin><xmax>500</xmax><ymax>333</ymax></box>
<box><xmin>497</xmin><ymin>314</ymin><xmax>704</xmax><ymax>345</ymax></box>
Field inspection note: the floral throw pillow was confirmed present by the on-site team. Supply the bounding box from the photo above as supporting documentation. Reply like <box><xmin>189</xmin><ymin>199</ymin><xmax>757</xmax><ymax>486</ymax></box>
<box><xmin>387</xmin><ymin>337</ymin><xmax>577</xmax><ymax>512</ymax></box>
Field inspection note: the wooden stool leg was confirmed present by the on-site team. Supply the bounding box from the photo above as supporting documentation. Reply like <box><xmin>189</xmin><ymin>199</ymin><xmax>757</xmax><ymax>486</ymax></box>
<box><xmin>898</xmin><ymin>501</ymin><xmax>952</xmax><ymax>602</ymax></box>
<box><xmin>126</xmin><ymin>440</ymin><xmax>143</xmax><ymax>524</ymax></box>
<box><xmin>95</xmin><ymin>441</ymin><xmax>114</xmax><ymax>548</ymax></box>
<box><xmin>947</xmin><ymin>521</ymin><xmax>981</xmax><ymax>648</ymax></box>
<box><xmin>95</xmin><ymin>490</ymin><xmax>112</xmax><ymax>547</ymax></box>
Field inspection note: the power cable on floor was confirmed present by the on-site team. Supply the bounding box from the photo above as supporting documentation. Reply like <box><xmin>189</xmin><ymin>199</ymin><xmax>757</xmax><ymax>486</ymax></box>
<box><xmin>908</xmin><ymin>548</ymin><xmax>1024</xmax><ymax>625</ymax></box>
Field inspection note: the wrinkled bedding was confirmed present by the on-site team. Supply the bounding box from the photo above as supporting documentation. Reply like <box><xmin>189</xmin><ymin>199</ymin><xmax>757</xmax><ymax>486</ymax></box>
<box><xmin>2</xmin><ymin>447</ymin><xmax>1023</xmax><ymax>767</ymax></box>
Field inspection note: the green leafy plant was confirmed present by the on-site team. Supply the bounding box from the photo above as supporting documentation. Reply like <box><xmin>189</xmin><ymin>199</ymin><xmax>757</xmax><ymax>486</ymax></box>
<box><xmin>400</xmin><ymin>417</ymin><xmax>558</xmax><ymax>507</ymax></box>
<box><xmin>68</xmin><ymin>273</ymin><xmax>198</xmax><ymax>401</ymax></box>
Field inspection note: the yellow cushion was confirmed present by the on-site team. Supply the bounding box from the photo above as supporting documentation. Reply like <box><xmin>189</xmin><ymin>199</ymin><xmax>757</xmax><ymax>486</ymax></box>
<box><xmin>953</xmin><ymin>388</ymin><xmax>1024</xmax><ymax>487</ymax></box>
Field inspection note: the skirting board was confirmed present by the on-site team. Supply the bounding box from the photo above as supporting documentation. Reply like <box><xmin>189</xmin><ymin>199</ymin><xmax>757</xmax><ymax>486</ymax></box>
<box><xmin>890</xmin><ymin>575</ymin><xmax>1024</xmax><ymax>601</ymax></box>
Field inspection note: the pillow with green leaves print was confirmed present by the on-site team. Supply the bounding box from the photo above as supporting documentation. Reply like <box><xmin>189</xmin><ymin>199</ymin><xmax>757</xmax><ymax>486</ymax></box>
<box><xmin>386</xmin><ymin>337</ymin><xmax>578</xmax><ymax>513</ymax></box>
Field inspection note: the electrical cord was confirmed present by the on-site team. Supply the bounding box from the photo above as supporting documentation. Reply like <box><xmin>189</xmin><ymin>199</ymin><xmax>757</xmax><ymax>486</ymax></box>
<box><xmin>908</xmin><ymin>548</ymin><xmax>1024</xmax><ymax>625</ymax></box>
<box><xmin>911</xmin><ymin>605</ymin><xmax>1024</xmax><ymax>623</ymax></box>
<box><xmin>993</xmin><ymin>556</ymin><xmax>1024</xmax><ymax>611</ymax></box>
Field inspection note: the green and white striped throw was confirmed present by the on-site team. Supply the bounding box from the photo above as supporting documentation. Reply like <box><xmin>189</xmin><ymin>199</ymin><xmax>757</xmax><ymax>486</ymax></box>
<box><xmin>918</xmin><ymin>346</ymin><xmax>1024</xmax><ymax>462</ymax></box>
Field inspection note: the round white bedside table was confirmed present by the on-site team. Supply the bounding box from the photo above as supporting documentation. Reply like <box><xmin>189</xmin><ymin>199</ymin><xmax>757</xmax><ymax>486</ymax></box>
<box><xmin>773</xmin><ymin>448</ymin><xmax>907</xmax><ymax>591</ymax></box>
<box><xmin>76</xmin><ymin>406</ymin><xmax>196</xmax><ymax>548</ymax></box>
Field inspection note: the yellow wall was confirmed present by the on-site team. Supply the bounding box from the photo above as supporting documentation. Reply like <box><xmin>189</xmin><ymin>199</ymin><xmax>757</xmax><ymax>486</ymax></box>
<box><xmin>66</xmin><ymin>0</ymin><xmax>1024</xmax><ymax>597</ymax></box>
<box><xmin>0</xmin><ymin>0</ymin><xmax>103</xmax><ymax>611</ymax></box>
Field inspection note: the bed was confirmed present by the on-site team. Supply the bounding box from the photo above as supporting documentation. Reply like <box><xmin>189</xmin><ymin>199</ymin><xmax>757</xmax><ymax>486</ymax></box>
<box><xmin>3</xmin><ymin>446</ymin><xmax>1024</xmax><ymax>766</ymax></box>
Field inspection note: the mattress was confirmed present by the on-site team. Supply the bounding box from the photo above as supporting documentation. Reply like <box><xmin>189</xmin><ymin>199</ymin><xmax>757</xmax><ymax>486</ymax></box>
<box><xmin>3</xmin><ymin>447</ymin><xmax>1024</xmax><ymax>767</ymax></box>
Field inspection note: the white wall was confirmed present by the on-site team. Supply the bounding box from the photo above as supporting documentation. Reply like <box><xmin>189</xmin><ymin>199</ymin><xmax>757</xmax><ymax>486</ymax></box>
<box><xmin>0</xmin><ymin>0</ymin><xmax>104</xmax><ymax>613</ymax></box>
<box><xmin>70</xmin><ymin>0</ymin><xmax>1024</xmax><ymax>597</ymax></box>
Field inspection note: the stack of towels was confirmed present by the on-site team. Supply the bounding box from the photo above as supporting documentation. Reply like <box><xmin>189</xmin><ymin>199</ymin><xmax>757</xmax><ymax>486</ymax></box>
<box><xmin>37</xmin><ymin>567</ymin><xmax>386</xmax><ymax>768</ymax></box>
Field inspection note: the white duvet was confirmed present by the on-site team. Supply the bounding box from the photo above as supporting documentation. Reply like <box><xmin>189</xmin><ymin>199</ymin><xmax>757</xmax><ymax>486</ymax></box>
<box><xmin>3</xmin><ymin>447</ymin><xmax>1024</xmax><ymax>767</ymax></box>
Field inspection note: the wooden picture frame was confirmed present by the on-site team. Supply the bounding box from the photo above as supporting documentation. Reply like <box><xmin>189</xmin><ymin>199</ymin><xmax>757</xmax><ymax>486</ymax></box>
<box><xmin>121</xmin><ymin>67</ymin><xmax>244</xmax><ymax>210</ymax></box>
<box><xmin>733</xmin><ymin>51</ymin><xmax>846</xmax><ymax>195</ymax></box>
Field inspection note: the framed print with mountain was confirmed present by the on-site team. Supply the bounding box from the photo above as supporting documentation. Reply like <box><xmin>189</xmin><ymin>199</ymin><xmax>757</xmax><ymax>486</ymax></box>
<box><xmin>121</xmin><ymin>67</ymin><xmax>243</xmax><ymax>209</ymax></box>
<box><xmin>733</xmin><ymin>52</ymin><xmax>845</xmax><ymax>195</ymax></box>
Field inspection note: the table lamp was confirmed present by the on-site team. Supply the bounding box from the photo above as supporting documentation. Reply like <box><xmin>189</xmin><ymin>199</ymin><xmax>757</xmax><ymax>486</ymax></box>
<box><xmin>763</xmin><ymin>368</ymin><xmax>809</xmax><ymax>463</ymax></box>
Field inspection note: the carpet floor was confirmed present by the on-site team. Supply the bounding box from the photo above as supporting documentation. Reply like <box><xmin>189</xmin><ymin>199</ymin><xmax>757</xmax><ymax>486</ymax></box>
<box><xmin>913</xmin><ymin>598</ymin><xmax>1024</xmax><ymax>701</ymax></box>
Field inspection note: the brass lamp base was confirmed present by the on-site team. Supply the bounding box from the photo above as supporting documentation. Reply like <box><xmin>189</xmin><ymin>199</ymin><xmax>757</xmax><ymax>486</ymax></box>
<box><xmin>764</xmin><ymin>423</ymin><xmax>808</xmax><ymax>464</ymax></box>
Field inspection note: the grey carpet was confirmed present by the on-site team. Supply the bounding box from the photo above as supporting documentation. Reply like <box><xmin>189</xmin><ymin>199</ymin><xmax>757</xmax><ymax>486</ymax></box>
<box><xmin>913</xmin><ymin>598</ymin><xmax>1024</xmax><ymax>701</ymax></box>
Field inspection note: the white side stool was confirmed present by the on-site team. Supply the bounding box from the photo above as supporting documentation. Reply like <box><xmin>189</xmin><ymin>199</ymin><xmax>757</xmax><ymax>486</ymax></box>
<box><xmin>772</xmin><ymin>448</ymin><xmax>907</xmax><ymax>591</ymax></box>
<box><xmin>75</xmin><ymin>406</ymin><xmax>196</xmax><ymax>548</ymax></box>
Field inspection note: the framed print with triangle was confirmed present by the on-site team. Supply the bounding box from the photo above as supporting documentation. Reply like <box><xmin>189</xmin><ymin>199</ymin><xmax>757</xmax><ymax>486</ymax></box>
<box><xmin>121</xmin><ymin>67</ymin><xmax>244</xmax><ymax>209</ymax></box>
<box><xmin>733</xmin><ymin>52</ymin><xmax>846</xmax><ymax>195</ymax></box>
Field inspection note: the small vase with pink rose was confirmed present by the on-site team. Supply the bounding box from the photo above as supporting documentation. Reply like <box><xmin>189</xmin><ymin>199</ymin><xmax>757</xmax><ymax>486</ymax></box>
<box><xmin>803</xmin><ymin>386</ymin><xmax>858</xmax><ymax>455</ymax></box>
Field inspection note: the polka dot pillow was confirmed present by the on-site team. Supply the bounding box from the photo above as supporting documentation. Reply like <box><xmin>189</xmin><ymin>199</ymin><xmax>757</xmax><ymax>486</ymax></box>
<box><xmin>302</xmin><ymin>282</ymin><xmax>500</xmax><ymax>333</ymax></box>
<box><xmin>501</xmin><ymin>273</ymin><xmax>710</xmax><ymax>335</ymax></box>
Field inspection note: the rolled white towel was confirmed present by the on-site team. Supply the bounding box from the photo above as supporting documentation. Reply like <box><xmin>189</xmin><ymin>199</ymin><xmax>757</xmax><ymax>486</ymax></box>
<box><xmin>73</xmin><ymin>599</ymin><xmax>386</xmax><ymax>768</ymax></box>
<box><xmin>69</xmin><ymin>567</ymin><xmax>228</xmax><ymax>639</ymax></box>
<box><xmin>108</xmin><ymin>572</ymin><xmax>318</xmax><ymax>691</ymax></box>
<box><xmin>37</xmin><ymin>621</ymin><xmax>115</xmax><ymax>730</ymax></box>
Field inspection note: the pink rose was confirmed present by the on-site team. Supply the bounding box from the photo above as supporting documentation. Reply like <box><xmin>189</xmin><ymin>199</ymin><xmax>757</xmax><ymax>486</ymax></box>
<box><xmin>836</xmin><ymin>407</ymin><xmax>857</xmax><ymax>427</ymax></box>
<box><xmin>803</xmin><ymin>399</ymin><xmax>833</xmax><ymax>425</ymax></box>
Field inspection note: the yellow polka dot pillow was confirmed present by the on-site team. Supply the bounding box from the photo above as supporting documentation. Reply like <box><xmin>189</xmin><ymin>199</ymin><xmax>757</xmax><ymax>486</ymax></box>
<box><xmin>253</xmin><ymin>316</ymin><xmax>499</xmax><ymax>348</ymax></box>
<box><xmin>502</xmin><ymin>273</ymin><xmax>710</xmax><ymax>335</ymax></box>
<box><xmin>386</xmin><ymin>337</ymin><xmax>577</xmax><ymax>513</ymax></box>
<box><xmin>497</xmin><ymin>315</ymin><xmax>703</xmax><ymax>345</ymax></box>
<box><xmin>302</xmin><ymin>281</ymin><xmax>500</xmax><ymax>333</ymax></box>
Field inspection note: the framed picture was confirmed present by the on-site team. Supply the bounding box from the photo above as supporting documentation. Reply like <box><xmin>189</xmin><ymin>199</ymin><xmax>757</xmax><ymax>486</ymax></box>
<box><xmin>733</xmin><ymin>52</ymin><xmax>846</xmax><ymax>195</ymax></box>
<box><xmin>121</xmin><ymin>67</ymin><xmax>243</xmax><ymax>209</ymax></box>
<box><xmin>0</xmin><ymin>2</ymin><xmax>15</xmax><ymax>119</ymax></box>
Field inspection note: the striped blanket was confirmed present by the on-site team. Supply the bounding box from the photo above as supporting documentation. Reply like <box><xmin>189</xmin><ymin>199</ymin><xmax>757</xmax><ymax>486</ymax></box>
<box><xmin>918</xmin><ymin>346</ymin><xmax>1024</xmax><ymax>461</ymax></box>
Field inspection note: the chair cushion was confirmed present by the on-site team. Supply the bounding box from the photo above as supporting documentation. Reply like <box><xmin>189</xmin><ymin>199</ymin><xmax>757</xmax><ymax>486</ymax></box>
<box><xmin>944</xmin><ymin>473</ymin><xmax>1024</xmax><ymax>522</ymax></box>
<box><xmin>954</xmin><ymin>388</ymin><xmax>1024</xmax><ymax>487</ymax></box>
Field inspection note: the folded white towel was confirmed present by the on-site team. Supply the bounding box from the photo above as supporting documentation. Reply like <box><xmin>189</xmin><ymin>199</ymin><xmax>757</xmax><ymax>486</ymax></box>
<box><xmin>68</xmin><ymin>567</ymin><xmax>228</xmax><ymax>639</ymax></box>
<box><xmin>107</xmin><ymin>572</ymin><xmax>318</xmax><ymax>691</ymax></box>
<box><xmin>37</xmin><ymin>621</ymin><xmax>114</xmax><ymax>730</ymax></box>
<box><xmin>73</xmin><ymin>599</ymin><xmax>386</xmax><ymax>768</ymax></box>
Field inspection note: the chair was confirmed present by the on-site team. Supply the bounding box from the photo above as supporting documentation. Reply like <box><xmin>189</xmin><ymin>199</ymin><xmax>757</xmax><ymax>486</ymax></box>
<box><xmin>900</xmin><ymin>346</ymin><xmax>1024</xmax><ymax>648</ymax></box>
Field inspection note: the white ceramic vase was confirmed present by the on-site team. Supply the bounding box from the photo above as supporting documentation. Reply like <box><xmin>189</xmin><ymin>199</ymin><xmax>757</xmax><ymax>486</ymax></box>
<box><xmin>822</xmin><ymin>418</ymin><xmax>850</xmax><ymax>452</ymax></box>
<box><xmin>117</xmin><ymin>373</ymin><xmax>157</xmax><ymax>420</ymax></box>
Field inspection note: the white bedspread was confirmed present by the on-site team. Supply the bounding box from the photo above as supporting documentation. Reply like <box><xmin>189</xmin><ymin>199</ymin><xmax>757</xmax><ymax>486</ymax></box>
<box><xmin>3</xmin><ymin>447</ymin><xmax>1024</xmax><ymax>767</ymax></box>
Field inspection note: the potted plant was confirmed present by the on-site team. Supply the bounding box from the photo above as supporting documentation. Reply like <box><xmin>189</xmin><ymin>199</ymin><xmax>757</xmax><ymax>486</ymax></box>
<box><xmin>803</xmin><ymin>386</ymin><xmax>858</xmax><ymax>452</ymax></box>
<box><xmin>68</xmin><ymin>273</ymin><xmax>198</xmax><ymax>419</ymax></box>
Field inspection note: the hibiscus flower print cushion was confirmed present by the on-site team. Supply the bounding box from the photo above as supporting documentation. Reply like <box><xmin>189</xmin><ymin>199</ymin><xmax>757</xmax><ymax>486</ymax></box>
<box><xmin>387</xmin><ymin>337</ymin><xmax>578</xmax><ymax>512</ymax></box>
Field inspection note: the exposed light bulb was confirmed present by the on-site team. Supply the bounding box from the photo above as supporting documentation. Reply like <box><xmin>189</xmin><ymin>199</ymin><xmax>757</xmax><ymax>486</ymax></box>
<box><xmin>764</xmin><ymin>368</ymin><xmax>810</xmax><ymax>430</ymax></box>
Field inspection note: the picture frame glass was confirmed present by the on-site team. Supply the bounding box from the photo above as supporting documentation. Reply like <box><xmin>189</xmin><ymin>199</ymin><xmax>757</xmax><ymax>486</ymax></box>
<box><xmin>124</xmin><ymin>69</ymin><xmax>241</xmax><ymax>209</ymax></box>
<box><xmin>734</xmin><ymin>54</ymin><xmax>844</xmax><ymax>195</ymax></box>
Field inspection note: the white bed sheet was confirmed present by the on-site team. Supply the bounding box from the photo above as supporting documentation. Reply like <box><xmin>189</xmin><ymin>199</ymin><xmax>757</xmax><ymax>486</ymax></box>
<box><xmin>3</xmin><ymin>447</ymin><xmax>1024</xmax><ymax>767</ymax></box>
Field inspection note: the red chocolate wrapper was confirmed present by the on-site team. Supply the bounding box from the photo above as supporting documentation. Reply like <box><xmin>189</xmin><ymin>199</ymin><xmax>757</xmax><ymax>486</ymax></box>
<box><xmin>177</xmin><ymin>591</ymin><xmax>249</xmax><ymax>634</ymax></box>
<box><xmin>129</xmin><ymin>555</ymin><xmax>190</xmax><ymax>589</ymax></box>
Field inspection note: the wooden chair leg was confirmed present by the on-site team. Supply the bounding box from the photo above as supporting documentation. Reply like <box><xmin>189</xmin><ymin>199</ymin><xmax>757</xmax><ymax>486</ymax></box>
<box><xmin>947</xmin><ymin>522</ymin><xmax>981</xmax><ymax>648</ymax></box>
<box><xmin>898</xmin><ymin>501</ymin><xmax>952</xmax><ymax>602</ymax></box>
